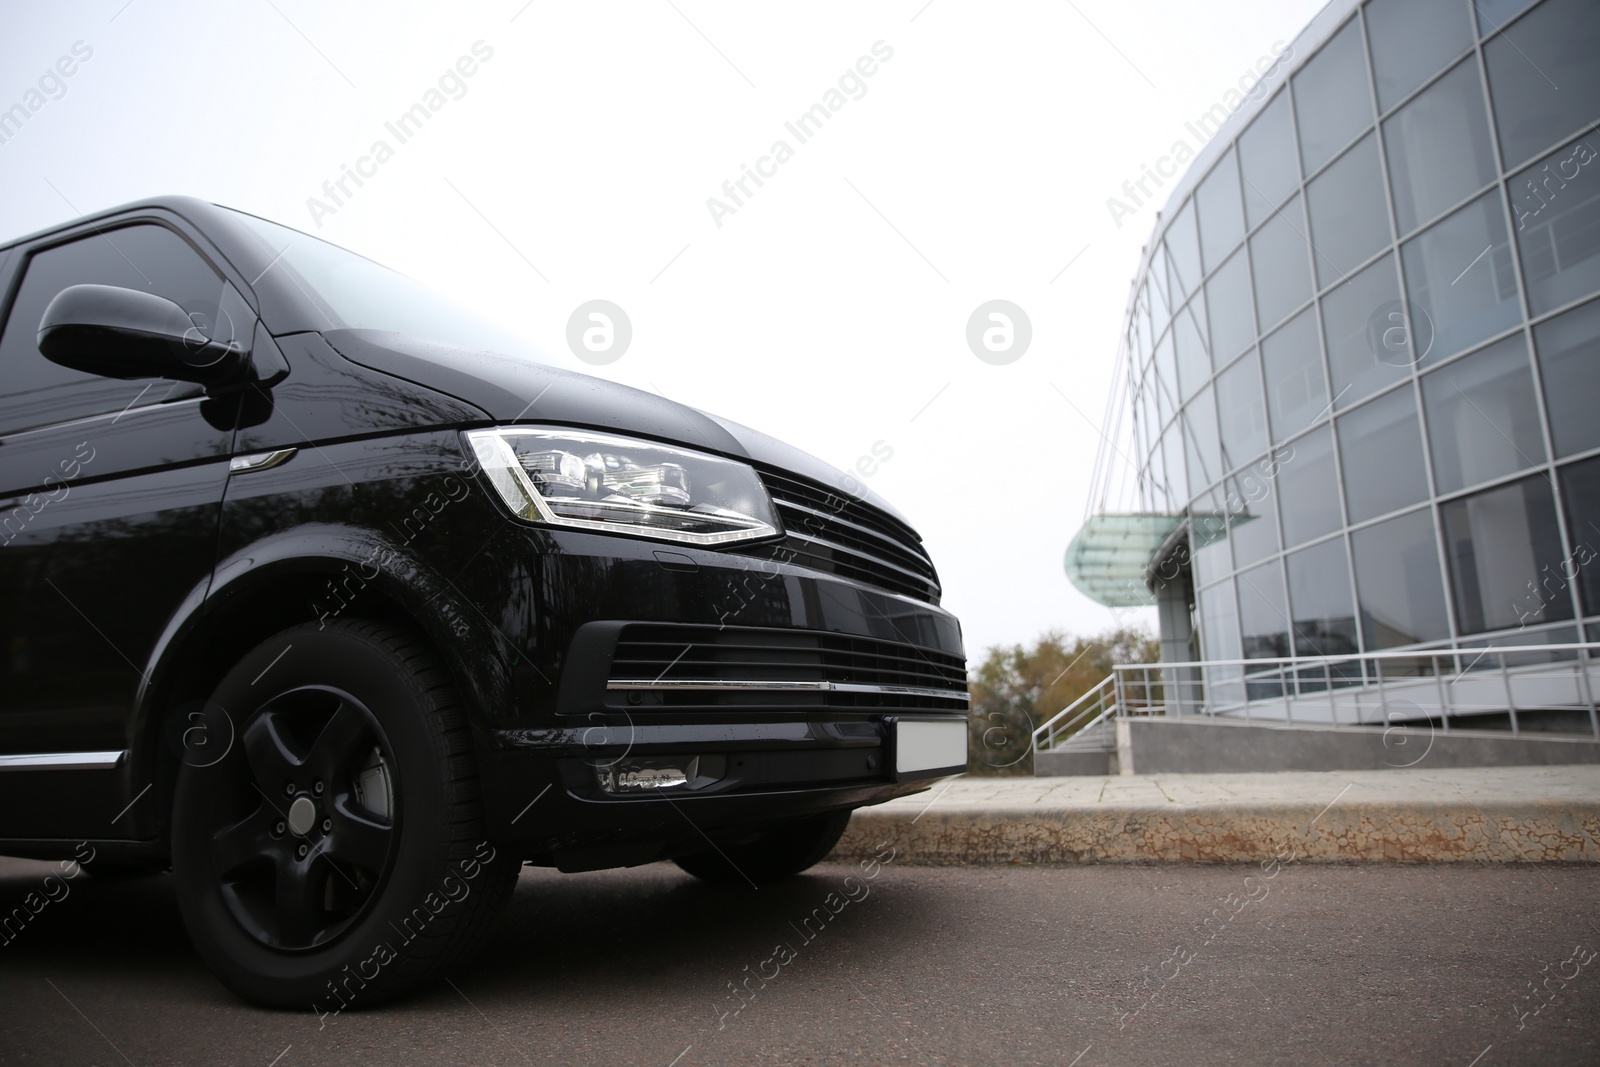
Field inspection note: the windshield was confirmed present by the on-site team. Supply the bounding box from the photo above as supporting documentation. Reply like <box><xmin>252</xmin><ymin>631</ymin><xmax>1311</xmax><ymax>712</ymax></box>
<box><xmin>225</xmin><ymin>208</ymin><xmax>537</xmax><ymax>358</ymax></box>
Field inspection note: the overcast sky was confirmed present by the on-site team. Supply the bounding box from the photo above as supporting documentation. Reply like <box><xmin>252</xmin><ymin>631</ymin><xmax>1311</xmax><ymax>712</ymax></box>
<box><xmin>1</xmin><ymin>0</ymin><xmax>1329</xmax><ymax>660</ymax></box>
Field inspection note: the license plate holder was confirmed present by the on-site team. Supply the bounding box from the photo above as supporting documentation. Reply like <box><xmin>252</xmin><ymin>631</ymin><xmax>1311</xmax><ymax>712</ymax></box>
<box><xmin>886</xmin><ymin>716</ymin><xmax>967</xmax><ymax>782</ymax></box>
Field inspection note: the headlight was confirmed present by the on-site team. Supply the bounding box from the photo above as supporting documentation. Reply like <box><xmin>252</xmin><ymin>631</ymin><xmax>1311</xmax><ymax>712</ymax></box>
<box><xmin>464</xmin><ymin>427</ymin><xmax>781</xmax><ymax>545</ymax></box>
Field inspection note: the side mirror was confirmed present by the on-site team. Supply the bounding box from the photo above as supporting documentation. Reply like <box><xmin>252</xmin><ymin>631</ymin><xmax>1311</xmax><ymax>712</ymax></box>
<box><xmin>37</xmin><ymin>283</ymin><xmax>248</xmax><ymax>387</ymax></box>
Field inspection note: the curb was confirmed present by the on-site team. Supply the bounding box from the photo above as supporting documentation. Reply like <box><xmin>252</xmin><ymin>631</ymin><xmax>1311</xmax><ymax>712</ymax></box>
<box><xmin>833</xmin><ymin>795</ymin><xmax>1600</xmax><ymax>865</ymax></box>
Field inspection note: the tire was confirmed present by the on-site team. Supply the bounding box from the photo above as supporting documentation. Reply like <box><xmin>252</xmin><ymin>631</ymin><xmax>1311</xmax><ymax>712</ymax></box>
<box><xmin>673</xmin><ymin>809</ymin><xmax>852</xmax><ymax>885</ymax></box>
<box><xmin>171</xmin><ymin>620</ymin><xmax>519</xmax><ymax>1009</ymax></box>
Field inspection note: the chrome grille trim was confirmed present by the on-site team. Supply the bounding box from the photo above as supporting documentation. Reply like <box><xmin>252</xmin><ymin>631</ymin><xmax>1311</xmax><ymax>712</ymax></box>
<box><xmin>0</xmin><ymin>750</ymin><xmax>126</xmax><ymax>770</ymax></box>
<box><xmin>607</xmin><ymin>679</ymin><xmax>969</xmax><ymax>703</ymax></box>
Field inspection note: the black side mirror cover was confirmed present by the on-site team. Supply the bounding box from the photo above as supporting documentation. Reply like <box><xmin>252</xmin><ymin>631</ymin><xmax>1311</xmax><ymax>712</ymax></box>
<box><xmin>37</xmin><ymin>283</ymin><xmax>248</xmax><ymax>387</ymax></box>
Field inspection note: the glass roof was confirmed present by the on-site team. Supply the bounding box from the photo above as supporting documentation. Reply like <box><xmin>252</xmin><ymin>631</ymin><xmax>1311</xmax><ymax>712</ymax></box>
<box><xmin>1064</xmin><ymin>513</ymin><xmax>1183</xmax><ymax>607</ymax></box>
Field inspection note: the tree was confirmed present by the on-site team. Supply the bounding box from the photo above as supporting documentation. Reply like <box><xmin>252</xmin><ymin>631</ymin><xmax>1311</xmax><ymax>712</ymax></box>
<box><xmin>965</xmin><ymin>627</ymin><xmax>1159</xmax><ymax>776</ymax></box>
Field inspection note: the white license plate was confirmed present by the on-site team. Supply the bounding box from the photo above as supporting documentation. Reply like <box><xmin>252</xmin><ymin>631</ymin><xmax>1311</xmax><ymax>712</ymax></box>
<box><xmin>895</xmin><ymin>719</ymin><xmax>967</xmax><ymax>775</ymax></box>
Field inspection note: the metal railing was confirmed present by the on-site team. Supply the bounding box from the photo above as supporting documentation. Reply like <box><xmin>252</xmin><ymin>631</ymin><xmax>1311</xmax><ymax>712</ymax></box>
<box><xmin>1032</xmin><ymin>643</ymin><xmax>1600</xmax><ymax>753</ymax></box>
<box><xmin>1031</xmin><ymin>674</ymin><xmax>1117</xmax><ymax>752</ymax></box>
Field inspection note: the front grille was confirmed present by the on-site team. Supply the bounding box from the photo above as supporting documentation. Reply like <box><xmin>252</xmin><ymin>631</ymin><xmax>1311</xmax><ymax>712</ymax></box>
<box><xmin>731</xmin><ymin>466</ymin><xmax>942</xmax><ymax>604</ymax></box>
<box><xmin>606</xmin><ymin>623</ymin><xmax>968</xmax><ymax>713</ymax></box>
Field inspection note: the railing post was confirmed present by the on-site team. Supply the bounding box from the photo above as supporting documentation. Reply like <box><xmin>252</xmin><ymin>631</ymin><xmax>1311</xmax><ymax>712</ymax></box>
<box><xmin>1433</xmin><ymin>653</ymin><xmax>1450</xmax><ymax>735</ymax></box>
<box><xmin>1501</xmin><ymin>651</ymin><xmax>1518</xmax><ymax>737</ymax></box>
<box><xmin>1375</xmin><ymin>656</ymin><xmax>1388</xmax><ymax>730</ymax></box>
<box><xmin>1284</xmin><ymin>660</ymin><xmax>1294</xmax><ymax>724</ymax></box>
<box><xmin>1325</xmin><ymin>661</ymin><xmax>1334</xmax><ymax>724</ymax></box>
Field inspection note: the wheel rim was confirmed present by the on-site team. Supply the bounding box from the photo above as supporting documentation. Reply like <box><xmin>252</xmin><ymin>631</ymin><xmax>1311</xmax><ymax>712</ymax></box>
<box><xmin>208</xmin><ymin>685</ymin><xmax>399</xmax><ymax>951</ymax></box>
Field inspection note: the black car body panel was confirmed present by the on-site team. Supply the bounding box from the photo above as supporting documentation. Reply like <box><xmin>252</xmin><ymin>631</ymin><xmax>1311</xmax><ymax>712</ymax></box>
<box><xmin>320</xmin><ymin>327</ymin><xmax>914</xmax><ymax>523</ymax></box>
<box><xmin>0</xmin><ymin>196</ymin><xmax>966</xmax><ymax>876</ymax></box>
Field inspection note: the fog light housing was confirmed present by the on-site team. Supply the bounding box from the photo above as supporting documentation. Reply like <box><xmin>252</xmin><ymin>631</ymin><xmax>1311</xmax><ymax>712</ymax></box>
<box><xmin>595</xmin><ymin>754</ymin><xmax>726</xmax><ymax>794</ymax></box>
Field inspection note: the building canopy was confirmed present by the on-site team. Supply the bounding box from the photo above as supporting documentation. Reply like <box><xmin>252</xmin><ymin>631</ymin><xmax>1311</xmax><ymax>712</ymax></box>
<box><xmin>1063</xmin><ymin>513</ymin><xmax>1181</xmax><ymax>607</ymax></box>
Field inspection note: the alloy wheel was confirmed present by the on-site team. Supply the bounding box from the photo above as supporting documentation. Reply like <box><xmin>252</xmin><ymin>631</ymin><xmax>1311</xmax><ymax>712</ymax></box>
<box><xmin>209</xmin><ymin>685</ymin><xmax>398</xmax><ymax>951</ymax></box>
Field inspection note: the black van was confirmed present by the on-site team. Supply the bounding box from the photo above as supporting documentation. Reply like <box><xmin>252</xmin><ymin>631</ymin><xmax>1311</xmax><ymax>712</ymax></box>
<box><xmin>0</xmin><ymin>198</ymin><xmax>967</xmax><ymax>1007</ymax></box>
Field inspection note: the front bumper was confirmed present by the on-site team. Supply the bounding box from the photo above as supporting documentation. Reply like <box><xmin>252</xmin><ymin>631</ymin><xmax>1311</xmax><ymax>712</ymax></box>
<box><xmin>464</xmin><ymin>529</ymin><xmax>967</xmax><ymax>869</ymax></box>
<box><xmin>480</xmin><ymin>714</ymin><xmax>962</xmax><ymax>871</ymax></box>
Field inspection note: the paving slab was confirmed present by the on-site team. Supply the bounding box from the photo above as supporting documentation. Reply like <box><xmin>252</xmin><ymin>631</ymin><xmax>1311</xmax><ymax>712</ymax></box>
<box><xmin>833</xmin><ymin>766</ymin><xmax>1600</xmax><ymax>864</ymax></box>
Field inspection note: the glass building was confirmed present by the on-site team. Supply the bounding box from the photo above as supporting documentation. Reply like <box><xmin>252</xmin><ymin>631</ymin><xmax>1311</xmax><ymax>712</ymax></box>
<box><xmin>1068</xmin><ymin>0</ymin><xmax>1600</xmax><ymax>724</ymax></box>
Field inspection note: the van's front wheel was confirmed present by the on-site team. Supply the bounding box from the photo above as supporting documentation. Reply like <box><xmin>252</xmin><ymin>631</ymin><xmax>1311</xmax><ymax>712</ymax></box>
<box><xmin>171</xmin><ymin>621</ymin><xmax>517</xmax><ymax>1008</ymax></box>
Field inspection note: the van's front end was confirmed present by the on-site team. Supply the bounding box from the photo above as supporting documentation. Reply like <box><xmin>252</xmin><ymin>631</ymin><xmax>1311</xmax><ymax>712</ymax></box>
<box><xmin>452</xmin><ymin>421</ymin><xmax>968</xmax><ymax>874</ymax></box>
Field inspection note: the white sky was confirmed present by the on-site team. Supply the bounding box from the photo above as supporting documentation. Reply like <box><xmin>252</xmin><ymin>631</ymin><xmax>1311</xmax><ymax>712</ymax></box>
<box><xmin>0</xmin><ymin>0</ymin><xmax>1328</xmax><ymax>661</ymax></box>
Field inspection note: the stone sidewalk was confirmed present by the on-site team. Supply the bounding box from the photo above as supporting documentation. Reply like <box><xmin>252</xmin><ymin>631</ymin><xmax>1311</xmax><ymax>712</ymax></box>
<box><xmin>833</xmin><ymin>765</ymin><xmax>1600</xmax><ymax>864</ymax></box>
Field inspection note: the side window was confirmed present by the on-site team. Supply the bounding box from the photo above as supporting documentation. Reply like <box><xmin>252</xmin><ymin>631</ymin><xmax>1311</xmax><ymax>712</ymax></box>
<box><xmin>0</xmin><ymin>223</ymin><xmax>227</xmax><ymax>435</ymax></box>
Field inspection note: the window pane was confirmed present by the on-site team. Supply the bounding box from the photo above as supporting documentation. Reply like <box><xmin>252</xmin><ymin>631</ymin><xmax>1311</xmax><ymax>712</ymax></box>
<box><xmin>1149</xmin><ymin>244</ymin><xmax>1172</xmax><ymax>336</ymax></box>
<box><xmin>1228</xmin><ymin>457</ymin><xmax>1282</xmax><ymax>569</ymax></box>
<box><xmin>1183</xmin><ymin>388</ymin><xmax>1224</xmax><ymax>491</ymax></box>
<box><xmin>1294</xmin><ymin>18</ymin><xmax>1373</xmax><ymax>174</ymax></box>
<box><xmin>1558</xmin><ymin>456</ymin><xmax>1600</xmax><ymax>614</ymax></box>
<box><xmin>1442</xmin><ymin>475</ymin><xmax>1572</xmax><ymax>634</ymax></box>
<box><xmin>1262</xmin><ymin>306</ymin><xmax>1328</xmax><ymax>438</ymax></box>
<box><xmin>1239</xmin><ymin>92</ymin><xmax>1299</xmax><ymax>228</ymax></box>
<box><xmin>1279</xmin><ymin>425</ymin><xmax>1343</xmax><ymax>547</ymax></box>
<box><xmin>1484</xmin><ymin>0</ymin><xmax>1600</xmax><ymax>169</ymax></box>
<box><xmin>1366</xmin><ymin>0</ymin><xmax>1475</xmax><ymax>112</ymax></box>
<box><xmin>1174</xmin><ymin>300</ymin><xmax>1210</xmax><ymax>401</ymax></box>
<box><xmin>1307</xmin><ymin>133</ymin><xmax>1392</xmax><ymax>288</ymax></box>
<box><xmin>1352</xmin><ymin>507</ymin><xmax>1451</xmax><ymax>648</ymax></box>
<box><xmin>1422</xmin><ymin>335</ymin><xmax>1546</xmax><ymax>493</ymax></box>
<box><xmin>1338</xmin><ymin>385</ymin><xmax>1430</xmax><ymax>523</ymax></box>
<box><xmin>1163</xmin><ymin>424</ymin><xmax>1189</xmax><ymax>504</ymax></box>
<box><xmin>1383</xmin><ymin>59</ymin><xmax>1498</xmax><ymax>236</ymax></box>
<box><xmin>1145</xmin><ymin>394</ymin><xmax>1165</xmax><ymax>473</ymax></box>
<box><xmin>1535</xmin><ymin>295</ymin><xmax>1600</xmax><ymax>457</ymax></box>
<box><xmin>1476</xmin><ymin>0</ymin><xmax>1538</xmax><ymax>33</ymax></box>
<box><xmin>1198</xmin><ymin>579</ymin><xmax>1242</xmax><ymax>661</ymax></box>
<box><xmin>1153</xmin><ymin>327</ymin><xmax>1178</xmax><ymax>426</ymax></box>
<box><xmin>1217</xmin><ymin>349</ymin><xmax>1269</xmax><ymax>470</ymax></box>
<box><xmin>1322</xmin><ymin>253</ymin><xmax>1411</xmax><ymax>406</ymax></box>
<box><xmin>1146</xmin><ymin>433</ymin><xmax>1169</xmax><ymax>511</ymax></box>
<box><xmin>1510</xmin><ymin>134</ymin><xmax>1600</xmax><ymax>316</ymax></box>
<box><xmin>1287</xmin><ymin>537</ymin><xmax>1360</xmax><ymax>656</ymax></box>
<box><xmin>1197</xmin><ymin>149</ymin><xmax>1246</xmax><ymax>272</ymax></box>
<box><xmin>1238</xmin><ymin>561</ymin><xmax>1291</xmax><ymax>659</ymax></box>
<box><xmin>1165</xmin><ymin>201</ymin><xmax>1203</xmax><ymax>303</ymax></box>
<box><xmin>1251</xmin><ymin>196</ymin><xmax>1314</xmax><ymax>331</ymax></box>
<box><xmin>1139</xmin><ymin>375</ymin><xmax>1164</xmax><ymax>451</ymax></box>
<box><xmin>1401</xmin><ymin>191</ymin><xmax>1521</xmax><ymax>362</ymax></box>
<box><xmin>1206</xmin><ymin>248</ymin><xmax>1256</xmax><ymax>367</ymax></box>
<box><xmin>1193</xmin><ymin>486</ymin><xmax>1232</xmax><ymax>588</ymax></box>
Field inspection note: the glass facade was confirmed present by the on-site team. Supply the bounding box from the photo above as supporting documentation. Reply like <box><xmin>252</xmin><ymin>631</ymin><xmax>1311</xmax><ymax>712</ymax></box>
<box><xmin>1118</xmin><ymin>0</ymin><xmax>1600</xmax><ymax>685</ymax></box>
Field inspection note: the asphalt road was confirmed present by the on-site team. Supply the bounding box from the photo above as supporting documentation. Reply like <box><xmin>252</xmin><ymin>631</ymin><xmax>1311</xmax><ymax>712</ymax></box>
<box><xmin>0</xmin><ymin>856</ymin><xmax>1595</xmax><ymax>1066</ymax></box>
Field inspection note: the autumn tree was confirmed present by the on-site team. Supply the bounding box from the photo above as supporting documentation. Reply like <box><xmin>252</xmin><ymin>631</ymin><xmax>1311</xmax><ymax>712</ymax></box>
<box><xmin>965</xmin><ymin>627</ymin><xmax>1159</xmax><ymax>776</ymax></box>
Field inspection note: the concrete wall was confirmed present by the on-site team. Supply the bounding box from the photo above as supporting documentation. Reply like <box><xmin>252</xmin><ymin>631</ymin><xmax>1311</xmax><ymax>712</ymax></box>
<box><xmin>1033</xmin><ymin>750</ymin><xmax>1113</xmax><ymax>776</ymax></box>
<box><xmin>1118</xmin><ymin>717</ymin><xmax>1600</xmax><ymax>775</ymax></box>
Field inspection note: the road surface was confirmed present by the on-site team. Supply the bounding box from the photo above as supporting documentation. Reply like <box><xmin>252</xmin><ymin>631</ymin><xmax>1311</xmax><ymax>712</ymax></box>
<box><xmin>0</xmin><ymin>856</ymin><xmax>1595</xmax><ymax>1065</ymax></box>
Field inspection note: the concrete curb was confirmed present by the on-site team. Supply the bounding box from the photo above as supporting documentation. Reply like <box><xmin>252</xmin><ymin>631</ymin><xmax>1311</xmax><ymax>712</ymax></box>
<box><xmin>832</xmin><ymin>768</ymin><xmax>1600</xmax><ymax>864</ymax></box>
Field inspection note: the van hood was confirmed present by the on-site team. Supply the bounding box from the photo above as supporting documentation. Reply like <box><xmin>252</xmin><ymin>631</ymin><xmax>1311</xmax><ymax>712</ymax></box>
<box><xmin>321</xmin><ymin>329</ymin><xmax>913</xmax><ymax>527</ymax></box>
